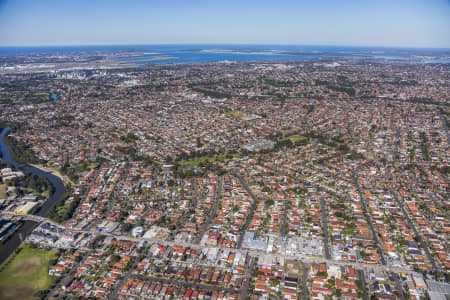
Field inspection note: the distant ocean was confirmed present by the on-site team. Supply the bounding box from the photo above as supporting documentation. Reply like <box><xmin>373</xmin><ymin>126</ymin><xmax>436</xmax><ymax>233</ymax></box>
<box><xmin>0</xmin><ymin>44</ymin><xmax>449</xmax><ymax>64</ymax></box>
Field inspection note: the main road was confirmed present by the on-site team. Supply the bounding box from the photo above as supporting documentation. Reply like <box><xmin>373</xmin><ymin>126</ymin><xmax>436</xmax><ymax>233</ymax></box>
<box><xmin>352</xmin><ymin>169</ymin><xmax>386</xmax><ymax>266</ymax></box>
<box><xmin>0</xmin><ymin>127</ymin><xmax>66</xmax><ymax>264</ymax></box>
<box><xmin>233</xmin><ymin>172</ymin><xmax>260</xmax><ymax>249</ymax></box>
<box><xmin>3</xmin><ymin>212</ymin><xmax>415</xmax><ymax>275</ymax></box>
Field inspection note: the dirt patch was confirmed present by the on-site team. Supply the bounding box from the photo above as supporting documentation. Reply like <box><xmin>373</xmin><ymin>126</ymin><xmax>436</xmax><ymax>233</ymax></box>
<box><xmin>12</xmin><ymin>257</ymin><xmax>40</xmax><ymax>276</ymax></box>
<box><xmin>0</xmin><ymin>283</ymin><xmax>35</xmax><ymax>300</ymax></box>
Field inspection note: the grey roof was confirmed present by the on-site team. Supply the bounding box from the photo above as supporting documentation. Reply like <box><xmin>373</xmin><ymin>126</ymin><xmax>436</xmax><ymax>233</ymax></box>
<box><xmin>426</xmin><ymin>280</ymin><xmax>450</xmax><ymax>294</ymax></box>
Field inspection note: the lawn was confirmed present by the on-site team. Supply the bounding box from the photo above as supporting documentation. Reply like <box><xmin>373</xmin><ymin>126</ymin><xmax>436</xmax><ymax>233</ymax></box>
<box><xmin>282</xmin><ymin>134</ymin><xmax>310</xmax><ymax>144</ymax></box>
<box><xmin>0</xmin><ymin>244</ymin><xmax>57</xmax><ymax>300</ymax></box>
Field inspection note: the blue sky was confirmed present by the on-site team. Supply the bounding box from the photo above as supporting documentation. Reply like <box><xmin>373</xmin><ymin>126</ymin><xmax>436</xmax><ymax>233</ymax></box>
<box><xmin>0</xmin><ymin>0</ymin><xmax>449</xmax><ymax>47</ymax></box>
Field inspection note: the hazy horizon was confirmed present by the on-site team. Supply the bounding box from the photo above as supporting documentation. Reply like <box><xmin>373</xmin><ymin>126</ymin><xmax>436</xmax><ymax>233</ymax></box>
<box><xmin>1</xmin><ymin>0</ymin><xmax>449</xmax><ymax>48</ymax></box>
<box><xmin>1</xmin><ymin>43</ymin><xmax>450</xmax><ymax>50</ymax></box>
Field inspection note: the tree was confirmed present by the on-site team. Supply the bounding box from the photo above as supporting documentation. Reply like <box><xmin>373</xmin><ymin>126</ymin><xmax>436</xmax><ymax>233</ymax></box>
<box><xmin>110</xmin><ymin>254</ymin><xmax>120</xmax><ymax>264</ymax></box>
<box><xmin>121</xmin><ymin>223</ymin><xmax>132</xmax><ymax>232</ymax></box>
<box><xmin>264</xmin><ymin>199</ymin><xmax>274</xmax><ymax>209</ymax></box>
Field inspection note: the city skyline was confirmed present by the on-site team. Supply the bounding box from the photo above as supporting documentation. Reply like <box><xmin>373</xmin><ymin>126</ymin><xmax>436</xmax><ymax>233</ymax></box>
<box><xmin>1</xmin><ymin>0</ymin><xmax>449</xmax><ymax>48</ymax></box>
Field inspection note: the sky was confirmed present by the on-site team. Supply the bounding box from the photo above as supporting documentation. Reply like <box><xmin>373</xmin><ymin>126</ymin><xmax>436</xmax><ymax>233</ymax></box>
<box><xmin>0</xmin><ymin>0</ymin><xmax>449</xmax><ymax>48</ymax></box>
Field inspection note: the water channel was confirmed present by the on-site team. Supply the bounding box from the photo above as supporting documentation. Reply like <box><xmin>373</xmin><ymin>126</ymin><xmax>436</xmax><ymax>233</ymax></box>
<box><xmin>0</xmin><ymin>127</ymin><xmax>66</xmax><ymax>264</ymax></box>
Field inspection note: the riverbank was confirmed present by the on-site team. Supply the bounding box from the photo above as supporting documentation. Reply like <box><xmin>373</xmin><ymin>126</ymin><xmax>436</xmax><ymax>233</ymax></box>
<box><xmin>2</xmin><ymin>133</ymin><xmax>41</xmax><ymax>166</ymax></box>
<box><xmin>30</xmin><ymin>164</ymin><xmax>72</xmax><ymax>187</ymax></box>
<box><xmin>0</xmin><ymin>127</ymin><xmax>66</xmax><ymax>265</ymax></box>
<box><xmin>0</xmin><ymin>126</ymin><xmax>72</xmax><ymax>187</ymax></box>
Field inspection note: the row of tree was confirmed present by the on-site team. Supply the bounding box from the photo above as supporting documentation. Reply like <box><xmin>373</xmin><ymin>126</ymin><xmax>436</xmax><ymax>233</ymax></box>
<box><xmin>4</xmin><ymin>134</ymin><xmax>42</xmax><ymax>165</ymax></box>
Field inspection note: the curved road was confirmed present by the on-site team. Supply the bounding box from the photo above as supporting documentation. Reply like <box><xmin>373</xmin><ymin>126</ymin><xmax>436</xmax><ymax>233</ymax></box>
<box><xmin>0</xmin><ymin>127</ymin><xmax>66</xmax><ymax>264</ymax></box>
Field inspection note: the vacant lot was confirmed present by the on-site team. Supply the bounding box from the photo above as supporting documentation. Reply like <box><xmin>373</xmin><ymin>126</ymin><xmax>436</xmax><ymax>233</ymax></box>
<box><xmin>0</xmin><ymin>244</ymin><xmax>57</xmax><ymax>300</ymax></box>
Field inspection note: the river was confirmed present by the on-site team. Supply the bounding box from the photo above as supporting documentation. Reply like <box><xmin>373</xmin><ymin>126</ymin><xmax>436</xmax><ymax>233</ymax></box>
<box><xmin>0</xmin><ymin>127</ymin><xmax>66</xmax><ymax>264</ymax></box>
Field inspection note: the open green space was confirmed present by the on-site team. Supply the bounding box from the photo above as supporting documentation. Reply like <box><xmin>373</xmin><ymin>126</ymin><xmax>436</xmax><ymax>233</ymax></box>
<box><xmin>0</xmin><ymin>244</ymin><xmax>57</xmax><ymax>300</ymax></box>
<box><xmin>280</xmin><ymin>134</ymin><xmax>310</xmax><ymax>144</ymax></box>
<box><xmin>48</xmin><ymin>185</ymin><xmax>80</xmax><ymax>223</ymax></box>
<box><xmin>33</xmin><ymin>93</ymin><xmax>50</xmax><ymax>101</ymax></box>
<box><xmin>50</xmin><ymin>197</ymin><xmax>80</xmax><ymax>223</ymax></box>
<box><xmin>226</xmin><ymin>110</ymin><xmax>246</xmax><ymax>119</ymax></box>
<box><xmin>64</xmin><ymin>161</ymin><xmax>98</xmax><ymax>170</ymax></box>
<box><xmin>0</xmin><ymin>184</ymin><xmax>7</xmax><ymax>198</ymax></box>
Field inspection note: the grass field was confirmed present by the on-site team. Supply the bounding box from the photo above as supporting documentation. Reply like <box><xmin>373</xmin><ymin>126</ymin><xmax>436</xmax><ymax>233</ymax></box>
<box><xmin>281</xmin><ymin>134</ymin><xmax>310</xmax><ymax>144</ymax></box>
<box><xmin>226</xmin><ymin>110</ymin><xmax>246</xmax><ymax>119</ymax></box>
<box><xmin>0</xmin><ymin>244</ymin><xmax>57</xmax><ymax>300</ymax></box>
<box><xmin>33</xmin><ymin>92</ymin><xmax>50</xmax><ymax>101</ymax></box>
<box><xmin>0</xmin><ymin>184</ymin><xmax>7</xmax><ymax>198</ymax></box>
